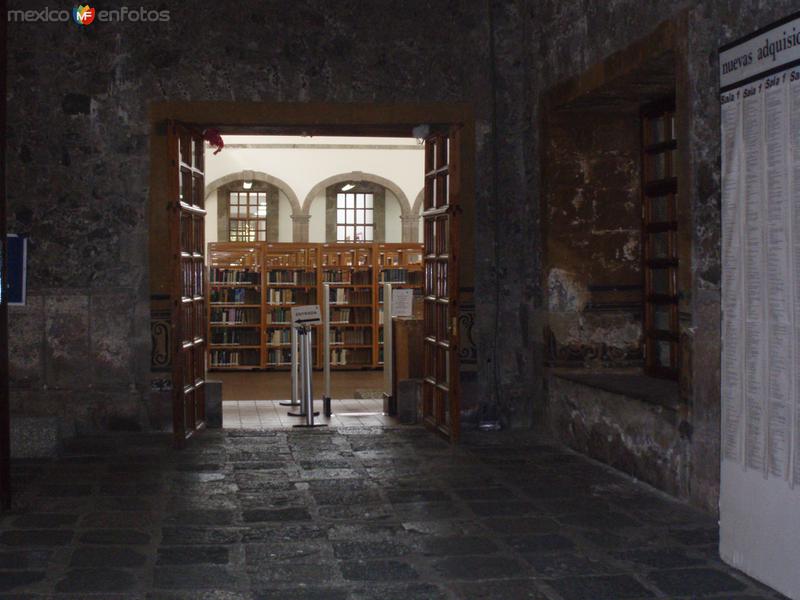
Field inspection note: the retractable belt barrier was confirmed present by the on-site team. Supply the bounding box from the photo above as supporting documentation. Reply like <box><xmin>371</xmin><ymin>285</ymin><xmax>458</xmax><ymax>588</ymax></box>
<box><xmin>293</xmin><ymin>324</ymin><xmax>326</xmax><ymax>429</ymax></box>
<box><xmin>280</xmin><ymin>326</ymin><xmax>301</xmax><ymax>408</ymax></box>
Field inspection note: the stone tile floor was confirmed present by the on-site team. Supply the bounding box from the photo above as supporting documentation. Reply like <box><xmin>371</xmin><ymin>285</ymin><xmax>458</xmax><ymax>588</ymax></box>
<box><xmin>0</xmin><ymin>427</ymin><xmax>790</xmax><ymax>599</ymax></box>
<box><xmin>223</xmin><ymin>399</ymin><xmax>398</xmax><ymax>429</ymax></box>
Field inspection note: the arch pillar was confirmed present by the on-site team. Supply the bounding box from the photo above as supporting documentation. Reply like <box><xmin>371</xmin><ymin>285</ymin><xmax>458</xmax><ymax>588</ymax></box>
<box><xmin>291</xmin><ymin>214</ymin><xmax>311</xmax><ymax>242</ymax></box>
<box><xmin>401</xmin><ymin>215</ymin><xmax>421</xmax><ymax>243</ymax></box>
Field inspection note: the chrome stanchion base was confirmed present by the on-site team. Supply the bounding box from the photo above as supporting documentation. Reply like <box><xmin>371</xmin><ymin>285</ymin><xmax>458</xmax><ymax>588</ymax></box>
<box><xmin>293</xmin><ymin>423</ymin><xmax>328</xmax><ymax>428</ymax></box>
<box><xmin>288</xmin><ymin>410</ymin><xmax>319</xmax><ymax>418</ymax></box>
<box><xmin>280</xmin><ymin>400</ymin><xmax>301</xmax><ymax>407</ymax></box>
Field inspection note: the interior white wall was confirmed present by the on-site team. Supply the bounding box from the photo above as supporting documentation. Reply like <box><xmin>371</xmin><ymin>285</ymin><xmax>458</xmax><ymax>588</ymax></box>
<box><xmin>308</xmin><ymin>192</ymin><xmax>326</xmax><ymax>243</ymax></box>
<box><xmin>205</xmin><ymin>192</ymin><xmax>217</xmax><ymax>247</ymax></box>
<box><xmin>204</xmin><ymin>136</ymin><xmax>424</xmax><ymax>244</ymax></box>
<box><xmin>278</xmin><ymin>191</ymin><xmax>292</xmax><ymax>242</ymax></box>
<box><xmin>206</xmin><ymin>136</ymin><xmax>422</xmax><ymax>205</ymax></box>
<box><xmin>384</xmin><ymin>190</ymin><xmax>402</xmax><ymax>243</ymax></box>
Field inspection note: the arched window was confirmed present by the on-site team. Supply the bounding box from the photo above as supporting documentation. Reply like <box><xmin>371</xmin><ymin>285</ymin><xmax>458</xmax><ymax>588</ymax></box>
<box><xmin>216</xmin><ymin>181</ymin><xmax>279</xmax><ymax>242</ymax></box>
<box><xmin>336</xmin><ymin>189</ymin><xmax>374</xmax><ymax>242</ymax></box>
<box><xmin>325</xmin><ymin>181</ymin><xmax>385</xmax><ymax>243</ymax></box>
<box><xmin>229</xmin><ymin>190</ymin><xmax>268</xmax><ymax>242</ymax></box>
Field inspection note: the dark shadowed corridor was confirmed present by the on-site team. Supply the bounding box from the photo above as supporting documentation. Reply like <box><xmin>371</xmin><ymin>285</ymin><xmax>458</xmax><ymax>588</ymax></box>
<box><xmin>0</xmin><ymin>428</ymin><xmax>786</xmax><ymax>599</ymax></box>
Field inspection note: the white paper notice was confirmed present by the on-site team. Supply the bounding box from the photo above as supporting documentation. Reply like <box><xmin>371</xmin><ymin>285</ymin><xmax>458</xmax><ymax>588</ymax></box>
<box><xmin>720</xmin><ymin>20</ymin><xmax>800</xmax><ymax>596</ymax></box>
<box><xmin>391</xmin><ymin>288</ymin><xmax>414</xmax><ymax>318</ymax></box>
<box><xmin>723</xmin><ymin>68</ymin><xmax>799</xmax><ymax>482</ymax></box>
<box><xmin>791</xmin><ymin>69</ymin><xmax>800</xmax><ymax>488</ymax></box>
<box><xmin>721</xmin><ymin>93</ymin><xmax>744</xmax><ymax>463</ymax></box>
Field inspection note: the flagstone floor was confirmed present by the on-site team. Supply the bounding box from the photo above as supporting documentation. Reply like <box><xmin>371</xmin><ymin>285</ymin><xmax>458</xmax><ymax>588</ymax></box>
<box><xmin>0</xmin><ymin>428</ymin><xmax>789</xmax><ymax>599</ymax></box>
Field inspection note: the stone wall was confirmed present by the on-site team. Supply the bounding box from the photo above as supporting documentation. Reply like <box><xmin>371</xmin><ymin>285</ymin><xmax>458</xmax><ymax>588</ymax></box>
<box><xmin>543</xmin><ymin>111</ymin><xmax>642</xmax><ymax>368</ymax></box>
<box><xmin>7</xmin><ymin>0</ymin><xmax>800</xmax><ymax>512</ymax></box>
<box><xmin>527</xmin><ymin>0</ymin><xmax>800</xmax><ymax>511</ymax></box>
<box><xmin>548</xmin><ymin>375</ymin><xmax>689</xmax><ymax>498</ymax></box>
<box><xmin>6</xmin><ymin>0</ymin><xmax>522</xmax><ymax>433</ymax></box>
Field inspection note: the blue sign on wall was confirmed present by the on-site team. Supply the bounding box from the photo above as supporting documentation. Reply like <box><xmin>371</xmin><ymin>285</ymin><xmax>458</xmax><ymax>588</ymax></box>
<box><xmin>7</xmin><ymin>235</ymin><xmax>27</xmax><ymax>306</ymax></box>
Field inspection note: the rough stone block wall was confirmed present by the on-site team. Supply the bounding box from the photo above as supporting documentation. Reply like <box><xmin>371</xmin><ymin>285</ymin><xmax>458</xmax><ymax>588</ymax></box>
<box><xmin>6</xmin><ymin>0</ymin><xmax>800</xmax><ymax>513</ymax></box>
<box><xmin>528</xmin><ymin>0</ymin><xmax>800</xmax><ymax>511</ymax></box>
<box><xmin>7</xmin><ymin>0</ymin><xmax>532</xmax><ymax>433</ymax></box>
<box><xmin>543</xmin><ymin>111</ymin><xmax>642</xmax><ymax>367</ymax></box>
<box><xmin>547</xmin><ymin>374</ymin><xmax>689</xmax><ymax>498</ymax></box>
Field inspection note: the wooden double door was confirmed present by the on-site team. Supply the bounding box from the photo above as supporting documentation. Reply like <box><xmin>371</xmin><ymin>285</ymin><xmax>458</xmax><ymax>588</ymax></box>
<box><xmin>169</xmin><ymin>123</ymin><xmax>207</xmax><ymax>445</ymax></box>
<box><xmin>165</xmin><ymin>123</ymin><xmax>463</xmax><ymax>444</ymax></box>
<box><xmin>421</xmin><ymin>128</ymin><xmax>462</xmax><ymax>441</ymax></box>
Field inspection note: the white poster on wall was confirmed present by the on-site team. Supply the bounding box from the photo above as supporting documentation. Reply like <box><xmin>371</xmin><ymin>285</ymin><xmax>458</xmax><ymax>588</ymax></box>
<box><xmin>719</xmin><ymin>12</ymin><xmax>800</xmax><ymax>600</ymax></box>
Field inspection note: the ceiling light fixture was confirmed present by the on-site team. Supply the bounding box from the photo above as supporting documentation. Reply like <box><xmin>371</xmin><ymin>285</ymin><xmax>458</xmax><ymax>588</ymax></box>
<box><xmin>341</xmin><ymin>183</ymin><xmax>355</xmax><ymax>191</ymax></box>
<box><xmin>242</xmin><ymin>181</ymin><xmax>253</xmax><ymax>190</ymax></box>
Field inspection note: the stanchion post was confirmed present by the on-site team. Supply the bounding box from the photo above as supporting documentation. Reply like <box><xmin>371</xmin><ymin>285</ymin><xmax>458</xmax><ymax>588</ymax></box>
<box><xmin>280</xmin><ymin>325</ymin><xmax>301</xmax><ymax>407</ymax></box>
<box><xmin>383</xmin><ymin>282</ymin><xmax>393</xmax><ymax>414</ymax></box>
<box><xmin>323</xmin><ymin>282</ymin><xmax>332</xmax><ymax>417</ymax></box>
<box><xmin>288</xmin><ymin>325</ymin><xmax>313</xmax><ymax>417</ymax></box>
<box><xmin>294</xmin><ymin>325</ymin><xmax>326</xmax><ymax>429</ymax></box>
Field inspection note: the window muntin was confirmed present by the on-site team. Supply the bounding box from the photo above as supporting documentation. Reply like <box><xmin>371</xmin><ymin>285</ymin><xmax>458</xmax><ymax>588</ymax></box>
<box><xmin>336</xmin><ymin>191</ymin><xmax>374</xmax><ymax>242</ymax></box>
<box><xmin>229</xmin><ymin>191</ymin><xmax>267</xmax><ymax>242</ymax></box>
<box><xmin>642</xmin><ymin>99</ymin><xmax>679</xmax><ymax>379</ymax></box>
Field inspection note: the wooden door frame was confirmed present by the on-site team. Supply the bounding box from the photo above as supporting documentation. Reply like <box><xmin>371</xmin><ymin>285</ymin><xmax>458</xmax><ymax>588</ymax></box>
<box><xmin>148</xmin><ymin>103</ymin><xmax>475</xmax><ymax>442</ymax></box>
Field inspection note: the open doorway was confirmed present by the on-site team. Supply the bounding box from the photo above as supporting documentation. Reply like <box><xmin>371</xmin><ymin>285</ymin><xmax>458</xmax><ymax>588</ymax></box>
<box><xmin>204</xmin><ymin>135</ymin><xmax>424</xmax><ymax>429</ymax></box>
<box><xmin>148</xmin><ymin>104</ymin><xmax>472</xmax><ymax>444</ymax></box>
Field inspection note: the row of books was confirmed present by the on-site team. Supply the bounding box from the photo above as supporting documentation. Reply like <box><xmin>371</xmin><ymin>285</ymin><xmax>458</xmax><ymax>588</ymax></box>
<box><xmin>266</xmin><ymin>289</ymin><xmax>315</xmax><ymax>305</ymax></box>
<box><xmin>331</xmin><ymin>328</ymin><xmax>371</xmax><ymax>345</ymax></box>
<box><xmin>330</xmin><ymin>348</ymin><xmax>371</xmax><ymax>366</ymax></box>
<box><xmin>329</xmin><ymin>288</ymin><xmax>371</xmax><ymax>305</ymax></box>
<box><xmin>211</xmin><ymin>288</ymin><xmax>260</xmax><ymax>304</ymax></box>
<box><xmin>210</xmin><ymin>349</ymin><xmax>259</xmax><ymax>367</ymax></box>
<box><xmin>210</xmin><ymin>307</ymin><xmax>260</xmax><ymax>324</ymax></box>
<box><xmin>267</xmin><ymin>348</ymin><xmax>292</xmax><ymax>365</ymax></box>
<box><xmin>323</xmin><ymin>269</ymin><xmax>372</xmax><ymax>284</ymax></box>
<box><xmin>378</xmin><ymin>268</ymin><xmax>409</xmax><ymax>283</ymax></box>
<box><xmin>267</xmin><ymin>270</ymin><xmax>316</xmax><ymax>285</ymax></box>
<box><xmin>209</xmin><ymin>269</ymin><xmax>260</xmax><ymax>284</ymax></box>
<box><xmin>321</xmin><ymin>254</ymin><xmax>371</xmax><ymax>268</ymax></box>
<box><xmin>266</xmin><ymin>308</ymin><xmax>292</xmax><ymax>324</ymax></box>
<box><xmin>266</xmin><ymin>329</ymin><xmax>291</xmax><ymax>346</ymax></box>
<box><xmin>330</xmin><ymin>307</ymin><xmax>372</xmax><ymax>324</ymax></box>
<box><xmin>263</xmin><ymin>250</ymin><xmax>316</xmax><ymax>269</ymax></box>
<box><xmin>211</xmin><ymin>329</ymin><xmax>260</xmax><ymax>345</ymax></box>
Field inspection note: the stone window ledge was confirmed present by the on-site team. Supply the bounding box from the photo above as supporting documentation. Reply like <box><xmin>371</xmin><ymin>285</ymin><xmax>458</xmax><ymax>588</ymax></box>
<box><xmin>548</xmin><ymin>368</ymin><xmax>683</xmax><ymax>412</ymax></box>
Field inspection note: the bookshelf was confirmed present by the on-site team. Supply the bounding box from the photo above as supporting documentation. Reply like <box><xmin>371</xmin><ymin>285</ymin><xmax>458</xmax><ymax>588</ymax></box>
<box><xmin>376</xmin><ymin>244</ymin><xmax>424</xmax><ymax>365</ymax></box>
<box><xmin>206</xmin><ymin>242</ymin><xmax>423</xmax><ymax>371</ymax></box>
<box><xmin>207</xmin><ymin>244</ymin><xmax>263</xmax><ymax>369</ymax></box>
<box><xmin>262</xmin><ymin>243</ymin><xmax>319</xmax><ymax>369</ymax></box>
<box><xmin>321</xmin><ymin>244</ymin><xmax>375</xmax><ymax>369</ymax></box>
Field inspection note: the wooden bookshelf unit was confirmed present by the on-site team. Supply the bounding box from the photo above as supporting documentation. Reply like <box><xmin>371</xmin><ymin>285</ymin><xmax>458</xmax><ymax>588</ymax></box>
<box><xmin>377</xmin><ymin>244</ymin><xmax>424</xmax><ymax>365</ymax></box>
<box><xmin>262</xmin><ymin>243</ymin><xmax>319</xmax><ymax>369</ymax></box>
<box><xmin>206</xmin><ymin>242</ymin><xmax>423</xmax><ymax>371</ymax></box>
<box><xmin>207</xmin><ymin>244</ymin><xmax>263</xmax><ymax>370</ymax></box>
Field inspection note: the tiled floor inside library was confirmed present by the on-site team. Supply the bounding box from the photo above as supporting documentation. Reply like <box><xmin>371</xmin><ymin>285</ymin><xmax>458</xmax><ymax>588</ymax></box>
<box><xmin>218</xmin><ymin>371</ymin><xmax>398</xmax><ymax>429</ymax></box>
<box><xmin>223</xmin><ymin>399</ymin><xmax>398</xmax><ymax>429</ymax></box>
<box><xmin>0</xmin><ymin>429</ymin><xmax>787</xmax><ymax>599</ymax></box>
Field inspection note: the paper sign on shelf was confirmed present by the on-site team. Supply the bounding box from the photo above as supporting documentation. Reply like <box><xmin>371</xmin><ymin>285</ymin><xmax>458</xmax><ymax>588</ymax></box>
<box><xmin>391</xmin><ymin>288</ymin><xmax>414</xmax><ymax>318</ymax></box>
<box><xmin>290</xmin><ymin>305</ymin><xmax>322</xmax><ymax>325</ymax></box>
